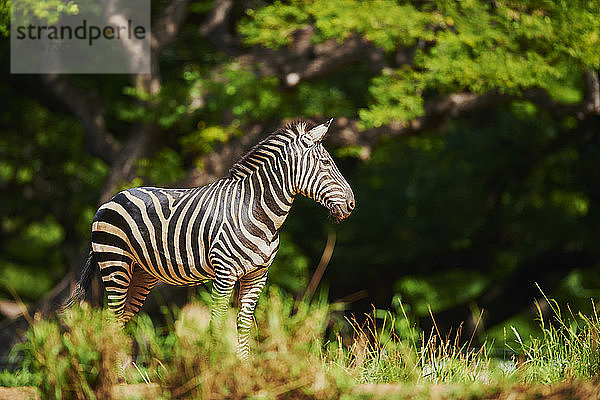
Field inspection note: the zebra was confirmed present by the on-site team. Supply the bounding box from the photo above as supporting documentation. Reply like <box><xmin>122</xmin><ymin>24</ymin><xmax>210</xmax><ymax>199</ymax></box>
<box><xmin>65</xmin><ymin>118</ymin><xmax>355</xmax><ymax>358</ymax></box>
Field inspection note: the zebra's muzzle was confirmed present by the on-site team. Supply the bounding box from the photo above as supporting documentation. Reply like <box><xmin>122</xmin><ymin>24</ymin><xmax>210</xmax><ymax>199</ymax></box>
<box><xmin>329</xmin><ymin>203</ymin><xmax>352</xmax><ymax>222</ymax></box>
<box><xmin>328</xmin><ymin>189</ymin><xmax>355</xmax><ymax>222</ymax></box>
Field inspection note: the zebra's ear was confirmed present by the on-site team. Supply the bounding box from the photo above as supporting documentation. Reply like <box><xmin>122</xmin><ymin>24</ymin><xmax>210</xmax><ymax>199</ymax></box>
<box><xmin>305</xmin><ymin>118</ymin><xmax>333</xmax><ymax>143</ymax></box>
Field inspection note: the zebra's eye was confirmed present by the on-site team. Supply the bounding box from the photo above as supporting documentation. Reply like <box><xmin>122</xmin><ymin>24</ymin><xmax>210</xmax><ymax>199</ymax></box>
<box><xmin>321</xmin><ymin>158</ymin><xmax>331</xmax><ymax>166</ymax></box>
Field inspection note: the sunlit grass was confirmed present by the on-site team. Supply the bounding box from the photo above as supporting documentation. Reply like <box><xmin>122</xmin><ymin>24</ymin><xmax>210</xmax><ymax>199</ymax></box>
<box><xmin>1</xmin><ymin>287</ymin><xmax>600</xmax><ymax>398</ymax></box>
<box><xmin>326</xmin><ymin>302</ymin><xmax>494</xmax><ymax>386</ymax></box>
<box><xmin>509</xmin><ymin>285</ymin><xmax>600</xmax><ymax>383</ymax></box>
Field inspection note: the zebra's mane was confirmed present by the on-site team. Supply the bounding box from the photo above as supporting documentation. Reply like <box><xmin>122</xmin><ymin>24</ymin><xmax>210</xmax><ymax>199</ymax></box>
<box><xmin>228</xmin><ymin>120</ymin><xmax>317</xmax><ymax>179</ymax></box>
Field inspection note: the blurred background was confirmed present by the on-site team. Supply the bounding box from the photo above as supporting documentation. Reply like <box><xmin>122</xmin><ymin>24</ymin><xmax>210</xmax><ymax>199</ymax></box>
<box><xmin>1</xmin><ymin>0</ymin><xmax>600</xmax><ymax>355</ymax></box>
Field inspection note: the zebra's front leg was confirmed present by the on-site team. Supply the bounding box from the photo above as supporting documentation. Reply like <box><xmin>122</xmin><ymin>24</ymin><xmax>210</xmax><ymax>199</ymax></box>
<box><xmin>210</xmin><ymin>267</ymin><xmax>237</xmax><ymax>333</ymax></box>
<box><xmin>237</xmin><ymin>269</ymin><xmax>268</xmax><ymax>360</ymax></box>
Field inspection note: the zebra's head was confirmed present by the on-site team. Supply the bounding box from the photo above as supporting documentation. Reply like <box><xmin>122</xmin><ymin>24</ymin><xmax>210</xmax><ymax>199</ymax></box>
<box><xmin>291</xmin><ymin>119</ymin><xmax>355</xmax><ymax>222</ymax></box>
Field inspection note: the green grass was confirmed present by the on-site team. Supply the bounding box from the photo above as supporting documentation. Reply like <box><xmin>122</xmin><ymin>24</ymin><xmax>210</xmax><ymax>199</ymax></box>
<box><xmin>1</xmin><ymin>288</ymin><xmax>599</xmax><ymax>399</ymax></box>
<box><xmin>509</xmin><ymin>285</ymin><xmax>600</xmax><ymax>383</ymax></box>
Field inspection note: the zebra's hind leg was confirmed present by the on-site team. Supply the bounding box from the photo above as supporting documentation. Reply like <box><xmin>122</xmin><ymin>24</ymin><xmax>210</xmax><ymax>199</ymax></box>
<box><xmin>98</xmin><ymin>255</ymin><xmax>134</xmax><ymax>322</ymax></box>
<box><xmin>122</xmin><ymin>263</ymin><xmax>158</xmax><ymax>322</ymax></box>
<box><xmin>237</xmin><ymin>269</ymin><xmax>268</xmax><ymax>360</ymax></box>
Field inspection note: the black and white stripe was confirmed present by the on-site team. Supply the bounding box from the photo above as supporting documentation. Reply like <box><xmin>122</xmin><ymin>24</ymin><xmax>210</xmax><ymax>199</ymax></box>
<box><xmin>76</xmin><ymin>119</ymin><xmax>355</xmax><ymax>358</ymax></box>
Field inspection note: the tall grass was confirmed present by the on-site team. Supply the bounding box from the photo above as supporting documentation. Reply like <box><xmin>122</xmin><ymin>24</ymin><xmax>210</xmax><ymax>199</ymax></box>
<box><xmin>328</xmin><ymin>303</ymin><xmax>492</xmax><ymax>385</ymax></box>
<box><xmin>2</xmin><ymin>287</ymin><xmax>600</xmax><ymax>398</ymax></box>
<box><xmin>11</xmin><ymin>303</ymin><xmax>131</xmax><ymax>399</ymax></box>
<box><xmin>6</xmin><ymin>290</ymin><xmax>349</xmax><ymax>399</ymax></box>
<box><xmin>510</xmin><ymin>286</ymin><xmax>600</xmax><ymax>383</ymax></box>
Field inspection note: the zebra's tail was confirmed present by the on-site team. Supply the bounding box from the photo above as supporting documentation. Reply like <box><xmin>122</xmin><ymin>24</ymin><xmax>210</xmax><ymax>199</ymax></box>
<box><xmin>61</xmin><ymin>251</ymin><xmax>98</xmax><ymax>311</ymax></box>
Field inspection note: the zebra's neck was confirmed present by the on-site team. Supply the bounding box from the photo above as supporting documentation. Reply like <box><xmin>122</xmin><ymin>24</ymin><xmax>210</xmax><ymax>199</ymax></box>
<box><xmin>236</xmin><ymin>155</ymin><xmax>295</xmax><ymax>232</ymax></box>
<box><xmin>226</xmin><ymin>133</ymin><xmax>299</xmax><ymax>232</ymax></box>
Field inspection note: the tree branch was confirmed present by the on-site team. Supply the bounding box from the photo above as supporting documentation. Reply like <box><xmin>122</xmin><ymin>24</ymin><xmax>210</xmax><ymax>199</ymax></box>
<box><xmin>152</xmin><ymin>0</ymin><xmax>192</xmax><ymax>54</ymax></box>
<box><xmin>199</xmin><ymin>0</ymin><xmax>235</xmax><ymax>54</ymax></box>
<box><xmin>130</xmin><ymin>0</ymin><xmax>192</xmax><ymax>95</ymax></box>
<box><xmin>583</xmin><ymin>70</ymin><xmax>600</xmax><ymax>115</ymax></box>
<box><xmin>240</xmin><ymin>30</ymin><xmax>385</xmax><ymax>87</ymax></box>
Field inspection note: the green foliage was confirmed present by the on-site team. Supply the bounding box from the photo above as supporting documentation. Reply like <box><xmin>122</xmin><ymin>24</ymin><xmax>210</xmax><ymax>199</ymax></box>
<box><xmin>180</xmin><ymin>123</ymin><xmax>242</xmax><ymax>158</ymax></box>
<box><xmin>0</xmin><ymin>368</ymin><xmax>39</xmax><ymax>387</ymax></box>
<box><xmin>0</xmin><ymin>84</ymin><xmax>108</xmax><ymax>302</ymax></box>
<box><xmin>240</xmin><ymin>0</ymin><xmax>597</xmax><ymax>128</ymax></box>
<box><xmin>10</xmin><ymin>0</ymin><xmax>79</xmax><ymax>25</ymax></box>
<box><xmin>284</xmin><ymin>80</ymin><xmax>356</xmax><ymax>119</ymax></box>
<box><xmin>136</xmin><ymin>148</ymin><xmax>186</xmax><ymax>186</ymax></box>
<box><xmin>14</xmin><ymin>304</ymin><xmax>130</xmax><ymax>399</ymax></box>
<box><xmin>0</xmin><ymin>0</ymin><xmax>9</xmax><ymax>37</ymax></box>
<box><xmin>359</xmin><ymin>69</ymin><xmax>425</xmax><ymax>128</ymax></box>
<box><xmin>239</xmin><ymin>1</ymin><xmax>310</xmax><ymax>49</ymax></box>
<box><xmin>396</xmin><ymin>270</ymin><xmax>488</xmax><ymax>316</ymax></box>
<box><xmin>239</xmin><ymin>0</ymin><xmax>439</xmax><ymax>50</ymax></box>
<box><xmin>309</xmin><ymin>1</ymin><xmax>438</xmax><ymax>50</ymax></box>
<box><xmin>0</xmin><ymin>262</ymin><xmax>54</xmax><ymax>301</ymax></box>
<box><xmin>190</xmin><ymin>62</ymin><xmax>283</xmax><ymax>124</ymax></box>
